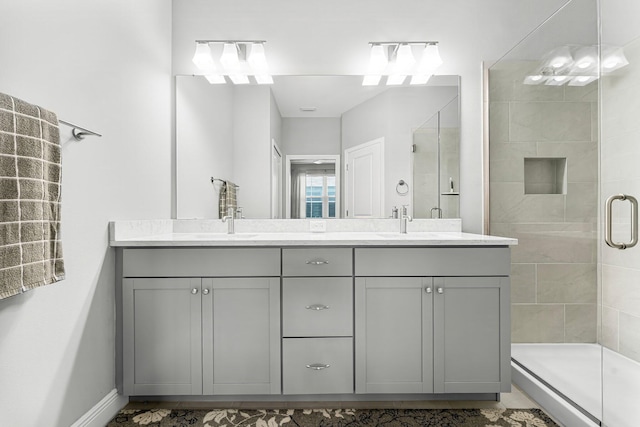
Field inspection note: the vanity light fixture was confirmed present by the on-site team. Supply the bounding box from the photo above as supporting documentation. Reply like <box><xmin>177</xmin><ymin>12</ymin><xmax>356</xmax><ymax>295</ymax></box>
<box><xmin>524</xmin><ymin>44</ymin><xmax>628</xmax><ymax>87</ymax></box>
<box><xmin>363</xmin><ymin>41</ymin><xmax>442</xmax><ymax>86</ymax></box>
<box><xmin>192</xmin><ymin>40</ymin><xmax>273</xmax><ymax>85</ymax></box>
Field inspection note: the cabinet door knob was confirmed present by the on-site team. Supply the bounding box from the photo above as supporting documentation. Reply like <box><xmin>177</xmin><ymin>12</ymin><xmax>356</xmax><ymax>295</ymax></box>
<box><xmin>191</xmin><ymin>288</ymin><xmax>199</xmax><ymax>295</ymax></box>
<box><xmin>305</xmin><ymin>259</ymin><xmax>329</xmax><ymax>265</ymax></box>
<box><xmin>305</xmin><ymin>304</ymin><xmax>330</xmax><ymax>311</ymax></box>
<box><xmin>306</xmin><ymin>363</ymin><xmax>330</xmax><ymax>370</ymax></box>
<box><xmin>437</xmin><ymin>287</ymin><xmax>444</xmax><ymax>294</ymax></box>
<box><xmin>425</xmin><ymin>287</ymin><xmax>432</xmax><ymax>294</ymax></box>
<box><xmin>202</xmin><ymin>288</ymin><xmax>210</xmax><ymax>295</ymax></box>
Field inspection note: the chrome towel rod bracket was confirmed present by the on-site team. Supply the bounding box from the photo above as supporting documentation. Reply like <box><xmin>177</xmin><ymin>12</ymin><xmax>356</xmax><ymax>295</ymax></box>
<box><xmin>59</xmin><ymin>120</ymin><xmax>102</xmax><ymax>141</ymax></box>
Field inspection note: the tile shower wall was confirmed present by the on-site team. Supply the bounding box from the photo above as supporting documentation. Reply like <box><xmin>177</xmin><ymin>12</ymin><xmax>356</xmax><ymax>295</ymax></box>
<box><xmin>489</xmin><ymin>61</ymin><xmax>598</xmax><ymax>343</ymax></box>
<box><xmin>601</xmin><ymin>37</ymin><xmax>640</xmax><ymax>363</ymax></box>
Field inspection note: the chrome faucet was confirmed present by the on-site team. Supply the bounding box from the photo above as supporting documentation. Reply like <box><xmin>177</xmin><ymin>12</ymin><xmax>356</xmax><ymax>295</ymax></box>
<box><xmin>221</xmin><ymin>207</ymin><xmax>235</xmax><ymax>234</ymax></box>
<box><xmin>400</xmin><ymin>205</ymin><xmax>413</xmax><ymax>234</ymax></box>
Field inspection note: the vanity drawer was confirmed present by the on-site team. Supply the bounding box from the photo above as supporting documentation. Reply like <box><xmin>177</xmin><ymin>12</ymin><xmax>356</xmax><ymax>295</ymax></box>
<box><xmin>283</xmin><ymin>278</ymin><xmax>353</xmax><ymax>337</ymax></box>
<box><xmin>282</xmin><ymin>248</ymin><xmax>353</xmax><ymax>277</ymax></box>
<box><xmin>354</xmin><ymin>247</ymin><xmax>510</xmax><ymax>277</ymax></box>
<box><xmin>283</xmin><ymin>338</ymin><xmax>353</xmax><ymax>394</ymax></box>
<box><xmin>122</xmin><ymin>248</ymin><xmax>281</xmax><ymax>277</ymax></box>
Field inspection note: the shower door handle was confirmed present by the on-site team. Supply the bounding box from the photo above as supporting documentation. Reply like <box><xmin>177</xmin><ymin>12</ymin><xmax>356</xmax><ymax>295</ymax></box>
<box><xmin>605</xmin><ymin>194</ymin><xmax>638</xmax><ymax>249</ymax></box>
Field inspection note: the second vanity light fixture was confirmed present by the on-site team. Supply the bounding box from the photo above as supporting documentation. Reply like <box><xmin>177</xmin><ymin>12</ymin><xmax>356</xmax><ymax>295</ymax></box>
<box><xmin>524</xmin><ymin>45</ymin><xmax>628</xmax><ymax>87</ymax></box>
<box><xmin>192</xmin><ymin>40</ymin><xmax>273</xmax><ymax>85</ymax></box>
<box><xmin>363</xmin><ymin>42</ymin><xmax>443</xmax><ymax>86</ymax></box>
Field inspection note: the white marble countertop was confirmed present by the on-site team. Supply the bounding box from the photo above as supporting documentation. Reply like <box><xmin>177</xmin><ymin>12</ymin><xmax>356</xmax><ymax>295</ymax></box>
<box><xmin>109</xmin><ymin>219</ymin><xmax>516</xmax><ymax>247</ymax></box>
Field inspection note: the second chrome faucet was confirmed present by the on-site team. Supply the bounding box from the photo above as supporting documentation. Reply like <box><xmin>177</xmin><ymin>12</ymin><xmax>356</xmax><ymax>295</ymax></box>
<box><xmin>400</xmin><ymin>205</ymin><xmax>412</xmax><ymax>234</ymax></box>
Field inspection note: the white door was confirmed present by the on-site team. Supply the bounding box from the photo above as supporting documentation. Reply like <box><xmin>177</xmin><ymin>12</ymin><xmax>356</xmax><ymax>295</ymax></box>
<box><xmin>271</xmin><ymin>142</ymin><xmax>282</xmax><ymax>219</ymax></box>
<box><xmin>344</xmin><ymin>138</ymin><xmax>384</xmax><ymax>218</ymax></box>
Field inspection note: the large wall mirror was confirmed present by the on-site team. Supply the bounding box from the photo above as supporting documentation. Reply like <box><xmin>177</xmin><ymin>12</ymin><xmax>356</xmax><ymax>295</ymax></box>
<box><xmin>176</xmin><ymin>75</ymin><xmax>460</xmax><ymax>219</ymax></box>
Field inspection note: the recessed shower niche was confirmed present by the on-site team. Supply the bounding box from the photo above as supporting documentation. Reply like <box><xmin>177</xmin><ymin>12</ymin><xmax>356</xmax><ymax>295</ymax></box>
<box><xmin>523</xmin><ymin>157</ymin><xmax>567</xmax><ymax>195</ymax></box>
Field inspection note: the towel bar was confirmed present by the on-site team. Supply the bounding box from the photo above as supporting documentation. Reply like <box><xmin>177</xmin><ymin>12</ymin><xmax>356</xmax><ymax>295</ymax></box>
<box><xmin>211</xmin><ymin>177</ymin><xmax>240</xmax><ymax>189</ymax></box>
<box><xmin>59</xmin><ymin>120</ymin><xmax>102</xmax><ymax>140</ymax></box>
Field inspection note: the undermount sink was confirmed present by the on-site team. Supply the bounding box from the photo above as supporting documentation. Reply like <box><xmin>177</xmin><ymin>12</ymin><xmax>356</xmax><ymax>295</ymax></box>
<box><xmin>376</xmin><ymin>233</ymin><xmax>403</xmax><ymax>238</ymax></box>
<box><xmin>223</xmin><ymin>234</ymin><xmax>258</xmax><ymax>239</ymax></box>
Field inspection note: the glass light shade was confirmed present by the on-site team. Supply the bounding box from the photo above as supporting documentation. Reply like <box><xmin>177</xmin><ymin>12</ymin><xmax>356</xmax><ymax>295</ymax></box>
<box><xmin>523</xmin><ymin>75</ymin><xmax>546</xmax><ymax>85</ymax></box>
<box><xmin>228</xmin><ymin>74</ymin><xmax>250</xmax><ymax>85</ymax></box>
<box><xmin>416</xmin><ymin>43</ymin><xmax>443</xmax><ymax>74</ymax></box>
<box><xmin>574</xmin><ymin>46</ymin><xmax>598</xmax><ymax>70</ymax></box>
<box><xmin>368</xmin><ymin>44</ymin><xmax>388</xmax><ymax>74</ymax></box>
<box><xmin>568</xmin><ymin>76</ymin><xmax>597</xmax><ymax>86</ymax></box>
<box><xmin>362</xmin><ymin>75</ymin><xmax>382</xmax><ymax>86</ymax></box>
<box><xmin>386</xmin><ymin>74</ymin><xmax>407</xmax><ymax>85</ymax></box>
<box><xmin>204</xmin><ymin>74</ymin><xmax>226</xmax><ymax>84</ymax></box>
<box><xmin>248</xmin><ymin>43</ymin><xmax>269</xmax><ymax>73</ymax></box>
<box><xmin>547</xmin><ymin>46</ymin><xmax>573</xmax><ymax>69</ymax></box>
<box><xmin>192</xmin><ymin>43</ymin><xmax>215</xmax><ymax>71</ymax></box>
<box><xmin>602</xmin><ymin>47</ymin><xmax>629</xmax><ymax>72</ymax></box>
<box><xmin>545</xmin><ymin>75</ymin><xmax>570</xmax><ymax>86</ymax></box>
<box><xmin>220</xmin><ymin>43</ymin><xmax>241</xmax><ymax>71</ymax></box>
<box><xmin>410</xmin><ymin>74</ymin><xmax>432</xmax><ymax>85</ymax></box>
<box><xmin>394</xmin><ymin>44</ymin><xmax>415</xmax><ymax>74</ymax></box>
<box><xmin>254</xmin><ymin>74</ymin><xmax>274</xmax><ymax>84</ymax></box>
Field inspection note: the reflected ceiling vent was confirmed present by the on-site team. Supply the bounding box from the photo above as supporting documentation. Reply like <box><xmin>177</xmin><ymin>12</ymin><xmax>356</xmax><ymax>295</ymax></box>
<box><xmin>299</xmin><ymin>107</ymin><xmax>317</xmax><ymax>112</ymax></box>
<box><xmin>363</xmin><ymin>41</ymin><xmax>443</xmax><ymax>86</ymax></box>
<box><xmin>192</xmin><ymin>40</ymin><xmax>273</xmax><ymax>85</ymax></box>
<box><xmin>523</xmin><ymin>44</ymin><xmax>628</xmax><ymax>87</ymax></box>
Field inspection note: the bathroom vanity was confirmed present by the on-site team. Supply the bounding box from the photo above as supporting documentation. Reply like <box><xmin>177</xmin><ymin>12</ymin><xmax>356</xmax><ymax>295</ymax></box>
<box><xmin>110</xmin><ymin>219</ymin><xmax>516</xmax><ymax>401</ymax></box>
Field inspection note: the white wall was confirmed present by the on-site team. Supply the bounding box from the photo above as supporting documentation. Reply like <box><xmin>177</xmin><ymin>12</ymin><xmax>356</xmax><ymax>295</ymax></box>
<box><xmin>176</xmin><ymin>76</ymin><xmax>234</xmax><ymax>219</ymax></box>
<box><xmin>281</xmin><ymin>118</ymin><xmax>341</xmax><ymax>156</ymax></box>
<box><xmin>0</xmin><ymin>1</ymin><xmax>172</xmax><ymax>426</ymax></box>
<box><xmin>233</xmin><ymin>86</ymin><xmax>272</xmax><ymax>218</ymax></box>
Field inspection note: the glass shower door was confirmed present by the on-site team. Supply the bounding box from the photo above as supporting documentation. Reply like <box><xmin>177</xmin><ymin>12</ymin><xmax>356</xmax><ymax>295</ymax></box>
<box><xmin>600</xmin><ymin>2</ymin><xmax>640</xmax><ymax>425</ymax></box>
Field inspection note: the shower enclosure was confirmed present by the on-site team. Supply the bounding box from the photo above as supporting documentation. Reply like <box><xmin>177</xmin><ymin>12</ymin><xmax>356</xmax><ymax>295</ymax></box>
<box><xmin>487</xmin><ymin>0</ymin><xmax>640</xmax><ymax>425</ymax></box>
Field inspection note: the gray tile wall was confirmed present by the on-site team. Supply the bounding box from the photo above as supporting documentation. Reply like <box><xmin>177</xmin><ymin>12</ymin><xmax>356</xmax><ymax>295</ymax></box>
<box><xmin>489</xmin><ymin>61</ymin><xmax>598</xmax><ymax>344</ymax></box>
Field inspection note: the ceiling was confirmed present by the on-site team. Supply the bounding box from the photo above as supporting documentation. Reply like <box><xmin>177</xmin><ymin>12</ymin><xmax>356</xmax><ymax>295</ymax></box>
<box><xmin>269</xmin><ymin>75</ymin><xmax>458</xmax><ymax>118</ymax></box>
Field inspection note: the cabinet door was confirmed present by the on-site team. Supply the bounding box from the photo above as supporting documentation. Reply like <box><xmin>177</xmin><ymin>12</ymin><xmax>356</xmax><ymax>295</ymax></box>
<box><xmin>202</xmin><ymin>278</ymin><xmax>281</xmax><ymax>395</ymax></box>
<box><xmin>123</xmin><ymin>278</ymin><xmax>202</xmax><ymax>395</ymax></box>
<box><xmin>433</xmin><ymin>277</ymin><xmax>510</xmax><ymax>393</ymax></box>
<box><xmin>355</xmin><ymin>277</ymin><xmax>433</xmax><ymax>393</ymax></box>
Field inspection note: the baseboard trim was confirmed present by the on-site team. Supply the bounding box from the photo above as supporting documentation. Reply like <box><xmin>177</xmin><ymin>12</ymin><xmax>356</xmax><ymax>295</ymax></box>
<box><xmin>71</xmin><ymin>389</ymin><xmax>127</xmax><ymax>427</ymax></box>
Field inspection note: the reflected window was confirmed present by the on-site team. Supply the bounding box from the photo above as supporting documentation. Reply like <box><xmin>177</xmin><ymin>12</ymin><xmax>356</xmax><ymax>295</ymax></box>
<box><xmin>305</xmin><ymin>174</ymin><xmax>336</xmax><ymax>218</ymax></box>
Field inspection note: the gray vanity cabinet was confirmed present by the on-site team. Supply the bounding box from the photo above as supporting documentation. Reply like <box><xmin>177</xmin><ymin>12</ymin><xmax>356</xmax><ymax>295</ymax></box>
<box><xmin>202</xmin><ymin>278</ymin><xmax>280</xmax><ymax>395</ymax></box>
<box><xmin>355</xmin><ymin>277</ymin><xmax>433</xmax><ymax>394</ymax></box>
<box><xmin>432</xmin><ymin>276</ymin><xmax>510</xmax><ymax>393</ymax></box>
<box><xmin>354</xmin><ymin>248</ymin><xmax>511</xmax><ymax>395</ymax></box>
<box><xmin>123</xmin><ymin>278</ymin><xmax>203</xmax><ymax>396</ymax></box>
<box><xmin>121</xmin><ymin>248</ymin><xmax>281</xmax><ymax>396</ymax></box>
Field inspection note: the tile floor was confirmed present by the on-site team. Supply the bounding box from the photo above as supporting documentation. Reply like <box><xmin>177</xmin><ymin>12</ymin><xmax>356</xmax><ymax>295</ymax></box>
<box><xmin>125</xmin><ymin>384</ymin><xmax>540</xmax><ymax>411</ymax></box>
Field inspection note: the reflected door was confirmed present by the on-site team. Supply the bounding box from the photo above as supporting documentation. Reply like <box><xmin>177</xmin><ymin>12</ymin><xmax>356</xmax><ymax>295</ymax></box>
<box><xmin>344</xmin><ymin>138</ymin><xmax>384</xmax><ymax>218</ymax></box>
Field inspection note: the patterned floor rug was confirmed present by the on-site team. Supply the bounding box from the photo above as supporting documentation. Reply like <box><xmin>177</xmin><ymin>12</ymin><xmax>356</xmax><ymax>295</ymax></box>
<box><xmin>107</xmin><ymin>408</ymin><xmax>558</xmax><ymax>426</ymax></box>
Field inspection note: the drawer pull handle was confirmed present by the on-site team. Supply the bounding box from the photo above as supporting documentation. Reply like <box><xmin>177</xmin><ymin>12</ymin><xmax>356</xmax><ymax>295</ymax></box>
<box><xmin>202</xmin><ymin>289</ymin><xmax>210</xmax><ymax>295</ymax></box>
<box><xmin>191</xmin><ymin>288</ymin><xmax>199</xmax><ymax>295</ymax></box>
<box><xmin>437</xmin><ymin>287</ymin><xmax>444</xmax><ymax>294</ymax></box>
<box><xmin>306</xmin><ymin>259</ymin><xmax>329</xmax><ymax>265</ymax></box>
<box><xmin>306</xmin><ymin>363</ymin><xmax>331</xmax><ymax>370</ymax></box>
<box><xmin>425</xmin><ymin>287</ymin><xmax>432</xmax><ymax>294</ymax></box>
<box><xmin>306</xmin><ymin>304</ymin><xmax>330</xmax><ymax>311</ymax></box>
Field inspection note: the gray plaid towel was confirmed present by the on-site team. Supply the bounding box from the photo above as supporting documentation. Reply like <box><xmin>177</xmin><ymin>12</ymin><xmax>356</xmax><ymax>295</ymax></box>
<box><xmin>218</xmin><ymin>180</ymin><xmax>238</xmax><ymax>219</ymax></box>
<box><xmin>0</xmin><ymin>93</ymin><xmax>65</xmax><ymax>299</ymax></box>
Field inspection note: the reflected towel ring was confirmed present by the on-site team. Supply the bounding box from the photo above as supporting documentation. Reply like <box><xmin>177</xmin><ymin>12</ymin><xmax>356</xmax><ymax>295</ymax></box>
<box><xmin>396</xmin><ymin>179</ymin><xmax>409</xmax><ymax>196</ymax></box>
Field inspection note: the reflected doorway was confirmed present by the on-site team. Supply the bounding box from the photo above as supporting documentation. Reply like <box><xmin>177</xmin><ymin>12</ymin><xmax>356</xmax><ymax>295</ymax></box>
<box><xmin>285</xmin><ymin>155</ymin><xmax>341</xmax><ymax>219</ymax></box>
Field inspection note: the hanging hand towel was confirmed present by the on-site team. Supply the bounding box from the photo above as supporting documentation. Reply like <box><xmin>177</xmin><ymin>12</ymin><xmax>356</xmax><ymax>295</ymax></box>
<box><xmin>0</xmin><ymin>93</ymin><xmax>65</xmax><ymax>299</ymax></box>
<box><xmin>218</xmin><ymin>180</ymin><xmax>238</xmax><ymax>219</ymax></box>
